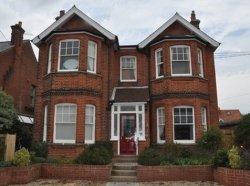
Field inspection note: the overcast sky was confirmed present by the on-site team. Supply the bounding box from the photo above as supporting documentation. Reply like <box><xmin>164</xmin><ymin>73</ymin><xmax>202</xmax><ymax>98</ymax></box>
<box><xmin>1</xmin><ymin>0</ymin><xmax>250</xmax><ymax>114</ymax></box>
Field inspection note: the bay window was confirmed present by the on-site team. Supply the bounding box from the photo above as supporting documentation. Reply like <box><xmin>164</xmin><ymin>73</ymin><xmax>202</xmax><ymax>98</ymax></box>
<box><xmin>120</xmin><ymin>56</ymin><xmax>137</xmax><ymax>81</ymax></box>
<box><xmin>54</xmin><ymin>104</ymin><xmax>77</xmax><ymax>143</ymax></box>
<box><xmin>201</xmin><ymin>107</ymin><xmax>207</xmax><ymax>131</ymax></box>
<box><xmin>87</xmin><ymin>41</ymin><xmax>97</xmax><ymax>73</ymax></box>
<box><xmin>173</xmin><ymin>106</ymin><xmax>195</xmax><ymax>143</ymax></box>
<box><xmin>58</xmin><ymin>40</ymin><xmax>79</xmax><ymax>71</ymax></box>
<box><xmin>157</xmin><ymin>107</ymin><xmax>165</xmax><ymax>144</ymax></box>
<box><xmin>197</xmin><ymin>48</ymin><xmax>204</xmax><ymax>77</ymax></box>
<box><xmin>155</xmin><ymin>48</ymin><xmax>164</xmax><ymax>78</ymax></box>
<box><xmin>170</xmin><ymin>46</ymin><xmax>191</xmax><ymax>76</ymax></box>
<box><xmin>85</xmin><ymin>104</ymin><xmax>95</xmax><ymax>144</ymax></box>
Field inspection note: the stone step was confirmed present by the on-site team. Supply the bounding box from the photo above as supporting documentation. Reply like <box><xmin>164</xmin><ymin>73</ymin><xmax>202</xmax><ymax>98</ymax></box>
<box><xmin>112</xmin><ymin>156</ymin><xmax>138</xmax><ymax>163</ymax></box>
<box><xmin>110</xmin><ymin>175</ymin><xmax>137</xmax><ymax>182</ymax></box>
<box><xmin>113</xmin><ymin>163</ymin><xmax>137</xmax><ymax>170</ymax></box>
<box><xmin>112</xmin><ymin>169</ymin><xmax>137</xmax><ymax>176</ymax></box>
<box><xmin>112</xmin><ymin>158</ymin><xmax>137</xmax><ymax>163</ymax></box>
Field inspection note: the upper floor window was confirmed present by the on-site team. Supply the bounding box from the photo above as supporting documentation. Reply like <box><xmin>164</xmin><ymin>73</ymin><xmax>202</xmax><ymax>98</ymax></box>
<box><xmin>170</xmin><ymin>46</ymin><xmax>191</xmax><ymax>76</ymax></box>
<box><xmin>85</xmin><ymin>104</ymin><xmax>95</xmax><ymax>144</ymax></box>
<box><xmin>157</xmin><ymin>107</ymin><xmax>165</xmax><ymax>144</ymax></box>
<box><xmin>47</xmin><ymin>44</ymin><xmax>52</xmax><ymax>74</ymax></box>
<box><xmin>87</xmin><ymin>41</ymin><xmax>97</xmax><ymax>73</ymax></box>
<box><xmin>58</xmin><ymin>40</ymin><xmax>79</xmax><ymax>72</ymax></box>
<box><xmin>201</xmin><ymin>107</ymin><xmax>207</xmax><ymax>132</ymax></box>
<box><xmin>120</xmin><ymin>56</ymin><xmax>137</xmax><ymax>82</ymax></box>
<box><xmin>54</xmin><ymin>103</ymin><xmax>77</xmax><ymax>143</ymax></box>
<box><xmin>173</xmin><ymin>106</ymin><xmax>195</xmax><ymax>144</ymax></box>
<box><xmin>197</xmin><ymin>48</ymin><xmax>204</xmax><ymax>77</ymax></box>
<box><xmin>155</xmin><ymin>48</ymin><xmax>164</xmax><ymax>78</ymax></box>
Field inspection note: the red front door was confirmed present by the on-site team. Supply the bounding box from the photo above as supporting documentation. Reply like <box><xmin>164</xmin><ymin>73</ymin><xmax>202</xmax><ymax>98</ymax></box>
<box><xmin>120</xmin><ymin>114</ymin><xmax>136</xmax><ymax>155</ymax></box>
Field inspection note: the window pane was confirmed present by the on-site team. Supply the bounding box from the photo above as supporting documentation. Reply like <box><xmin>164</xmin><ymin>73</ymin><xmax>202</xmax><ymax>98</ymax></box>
<box><xmin>187</xmin><ymin>108</ymin><xmax>193</xmax><ymax>115</ymax></box>
<box><xmin>120</xmin><ymin>105</ymin><xmax>136</xmax><ymax>111</ymax></box>
<box><xmin>159</xmin><ymin>125</ymin><xmax>165</xmax><ymax>140</ymax></box>
<box><xmin>114</xmin><ymin>114</ymin><xmax>118</xmax><ymax>136</ymax></box>
<box><xmin>122</xmin><ymin>69</ymin><xmax>135</xmax><ymax>80</ymax></box>
<box><xmin>174</xmin><ymin>125</ymin><xmax>193</xmax><ymax>140</ymax></box>
<box><xmin>85</xmin><ymin>124</ymin><xmax>93</xmax><ymax>140</ymax></box>
<box><xmin>61</xmin><ymin>42</ymin><xmax>66</xmax><ymax>48</ymax></box>
<box><xmin>174</xmin><ymin>116</ymin><xmax>180</xmax><ymax>123</ymax></box>
<box><xmin>56</xmin><ymin>123</ymin><xmax>75</xmax><ymax>140</ymax></box>
<box><xmin>158</xmin><ymin>64</ymin><xmax>164</xmax><ymax>77</ymax></box>
<box><xmin>87</xmin><ymin>57</ymin><xmax>95</xmax><ymax>72</ymax></box>
<box><xmin>172</xmin><ymin>61</ymin><xmax>190</xmax><ymax>74</ymax></box>
<box><xmin>60</xmin><ymin>56</ymin><xmax>78</xmax><ymax>70</ymax></box>
<box><xmin>174</xmin><ymin>108</ymin><xmax>179</xmax><ymax>115</ymax></box>
<box><xmin>139</xmin><ymin>114</ymin><xmax>143</xmax><ymax>132</ymax></box>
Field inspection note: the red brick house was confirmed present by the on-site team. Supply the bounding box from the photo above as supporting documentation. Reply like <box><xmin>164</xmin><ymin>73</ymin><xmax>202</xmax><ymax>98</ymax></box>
<box><xmin>0</xmin><ymin>22</ymin><xmax>37</xmax><ymax>122</ymax></box>
<box><xmin>32</xmin><ymin>6</ymin><xmax>220</xmax><ymax>157</ymax></box>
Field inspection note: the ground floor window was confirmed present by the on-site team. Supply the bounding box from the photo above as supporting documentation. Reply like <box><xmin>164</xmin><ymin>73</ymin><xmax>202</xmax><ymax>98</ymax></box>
<box><xmin>43</xmin><ymin>105</ymin><xmax>48</xmax><ymax>142</ymax></box>
<box><xmin>54</xmin><ymin>103</ymin><xmax>77</xmax><ymax>144</ymax></box>
<box><xmin>157</xmin><ymin>107</ymin><xmax>165</xmax><ymax>144</ymax></box>
<box><xmin>85</xmin><ymin>104</ymin><xmax>95</xmax><ymax>144</ymax></box>
<box><xmin>173</xmin><ymin>106</ymin><xmax>195</xmax><ymax>144</ymax></box>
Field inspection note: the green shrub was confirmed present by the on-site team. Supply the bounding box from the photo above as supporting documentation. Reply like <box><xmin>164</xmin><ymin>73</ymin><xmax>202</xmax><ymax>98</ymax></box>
<box><xmin>13</xmin><ymin>148</ymin><xmax>30</xmax><ymax>166</ymax></box>
<box><xmin>0</xmin><ymin>138</ymin><xmax>5</xmax><ymax>161</ymax></box>
<box><xmin>30</xmin><ymin>141</ymin><xmax>48</xmax><ymax>158</ymax></box>
<box><xmin>213</xmin><ymin>149</ymin><xmax>229</xmax><ymax>167</ymax></box>
<box><xmin>0</xmin><ymin>161</ymin><xmax>12</xmax><ymax>167</ymax></box>
<box><xmin>241</xmin><ymin>152</ymin><xmax>250</xmax><ymax>170</ymax></box>
<box><xmin>138</xmin><ymin>148</ymin><xmax>165</xmax><ymax>166</ymax></box>
<box><xmin>174</xmin><ymin>158</ymin><xmax>205</xmax><ymax>165</ymax></box>
<box><xmin>31</xmin><ymin>156</ymin><xmax>46</xmax><ymax>164</ymax></box>
<box><xmin>75</xmin><ymin>146</ymin><xmax>111</xmax><ymax>165</ymax></box>
<box><xmin>228</xmin><ymin>146</ymin><xmax>241</xmax><ymax>169</ymax></box>
<box><xmin>234</xmin><ymin>114</ymin><xmax>250</xmax><ymax>149</ymax></box>
<box><xmin>88</xmin><ymin>141</ymin><xmax>113</xmax><ymax>157</ymax></box>
<box><xmin>164</xmin><ymin>143</ymin><xmax>192</xmax><ymax>161</ymax></box>
<box><xmin>197</xmin><ymin>127</ymin><xmax>222</xmax><ymax>151</ymax></box>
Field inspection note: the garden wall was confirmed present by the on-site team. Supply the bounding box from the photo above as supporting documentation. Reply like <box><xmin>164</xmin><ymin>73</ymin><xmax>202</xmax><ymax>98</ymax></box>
<box><xmin>137</xmin><ymin>165</ymin><xmax>214</xmax><ymax>182</ymax></box>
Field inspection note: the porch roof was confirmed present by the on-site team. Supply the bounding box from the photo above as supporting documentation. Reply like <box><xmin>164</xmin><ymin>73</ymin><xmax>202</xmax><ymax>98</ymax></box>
<box><xmin>111</xmin><ymin>87</ymin><xmax>149</xmax><ymax>102</ymax></box>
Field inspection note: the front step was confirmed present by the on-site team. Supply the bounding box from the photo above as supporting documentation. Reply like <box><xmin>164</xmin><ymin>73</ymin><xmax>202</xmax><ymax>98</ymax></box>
<box><xmin>112</xmin><ymin>169</ymin><xmax>136</xmax><ymax>176</ymax></box>
<box><xmin>112</xmin><ymin>155</ymin><xmax>138</xmax><ymax>163</ymax></box>
<box><xmin>113</xmin><ymin>163</ymin><xmax>137</xmax><ymax>170</ymax></box>
<box><xmin>110</xmin><ymin>175</ymin><xmax>137</xmax><ymax>182</ymax></box>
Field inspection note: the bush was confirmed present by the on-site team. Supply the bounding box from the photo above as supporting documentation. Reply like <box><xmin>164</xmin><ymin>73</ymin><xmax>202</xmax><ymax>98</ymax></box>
<box><xmin>30</xmin><ymin>141</ymin><xmax>48</xmax><ymax>158</ymax></box>
<box><xmin>234</xmin><ymin>114</ymin><xmax>250</xmax><ymax>149</ymax></box>
<box><xmin>13</xmin><ymin>148</ymin><xmax>30</xmax><ymax>166</ymax></box>
<box><xmin>138</xmin><ymin>148</ymin><xmax>165</xmax><ymax>166</ymax></box>
<box><xmin>89</xmin><ymin>141</ymin><xmax>113</xmax><ymax>157</ymax></box>
<box><xmin>228</xmin><ymin>146</ymin><xmax>241</xmax><ymax>169</ymax></box>
<box><xmin>75</xmin><ymin>146</ymin><xmax>111</xmax><ymax>165</ymax></box>
<box><xmin>241</xmin><ymin>151</ymin><xmax>250</xmax><ymax>170</ymax></box>
<box><xmin>213</xmin><ymin>149</ymin><xmax>229</xmax><ymax>167</ymax></box>
<box><xmin>0</xmin><ymin>137</ymin><xmax>5</xmax><ymax>161</ymax></box>
<box><xmin>197</xmin><ymin>127</ymin><xmax>222</xmax><ymax>151</ymax></box>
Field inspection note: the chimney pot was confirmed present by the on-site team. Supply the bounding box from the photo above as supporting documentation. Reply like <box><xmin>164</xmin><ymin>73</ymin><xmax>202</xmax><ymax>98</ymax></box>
<box><xmin>190</xmin><ymin>10</ymin><xmax>200</xmax><ymax>29</ymax></box>
<box><xmin>11</xmin><ymin>21</ymin><xmax>24</xmax><ymax>46</ymax></box>
<box><xmin>60</xmin><ymin>10</ymin><xmax>65</xmax><ymax>17</ymax></box>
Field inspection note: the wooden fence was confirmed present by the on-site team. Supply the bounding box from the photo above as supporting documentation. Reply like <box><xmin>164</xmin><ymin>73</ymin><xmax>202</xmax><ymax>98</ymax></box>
<box><xmin>0</xmin><ymin>134</ymin><xmax>16</xmax><ymax>161</ymax></box>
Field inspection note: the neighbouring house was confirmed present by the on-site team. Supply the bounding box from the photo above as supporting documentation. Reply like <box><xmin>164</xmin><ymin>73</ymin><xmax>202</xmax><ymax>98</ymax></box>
<box><xmin>32</xmin><ymin>6</ymin><xmax>220</xmax><ymax>157</ymax></box>
<box><xmin>0</xmin><ymin>22</ymin><xmax>37</xmax><ymax>125</ymax></box>
<box><xmin>219</xmin><ymin>109</ymin><xmax>242</xmax><ymax>135</ymax></box>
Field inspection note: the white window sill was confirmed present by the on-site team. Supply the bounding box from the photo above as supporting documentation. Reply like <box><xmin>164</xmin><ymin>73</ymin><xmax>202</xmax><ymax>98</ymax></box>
<box><xmin>57</xmin><ymin>69</ymin><xmax>79</xmax><ymax>72</ymax></box>
<box><xmin>53</xmin><ymin>140</ymin><xmax>75</xmax><ymax>144</ymax></box>
<box><xmin>87</xmin><ymin>70</ymin><xmax>97</xmax><ymax>74</ymax></box>
<box><xmin>171</xmin><ymin>74</ymin><xmax>192</xmax><ymax>77</ymax></box>
<box><xmin>85</xmin><ymin>140</ymin><xmax>95</xmax><ymax>144</ymax></box>
<box><xmin>157</xmin><ymin>140</ymin><xmax>166</xmax><ymax>144</ymax></box>
<box><xmin>120</xmin><ymin>80</ymin><xmax>137</xmax><ymax>82</ymax></box>
<box><xmin>174</xmin><ymin>140</ymin><xmax>195</xmax><ymax>144</ymax></box>
<box><xmin>156</xmin><ymin>76</ymin><xmax>164</xmax><ymax>79</ymax></box>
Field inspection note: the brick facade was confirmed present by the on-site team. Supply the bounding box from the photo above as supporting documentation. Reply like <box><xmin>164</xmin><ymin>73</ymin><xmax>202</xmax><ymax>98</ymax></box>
<box><xmin>33</xmin><ymin>8</ymin><xmax>219</xmax><ymax>157</ymax></box>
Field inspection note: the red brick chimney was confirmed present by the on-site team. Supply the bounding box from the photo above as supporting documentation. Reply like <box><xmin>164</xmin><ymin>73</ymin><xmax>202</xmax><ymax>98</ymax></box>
<box><xmin>190</xmin><ymin>11</ymin><xmax>200</xmax><ymax>29</ymax></box>
<box><xmin>55</xmin><ymin>10</ymin><xmax>65</xmax><ymax>21</ymax></box>
<box><xmin>11</xmin><ymin>21</ymin><xmax>24</xmax><ymax>47</ymax></box>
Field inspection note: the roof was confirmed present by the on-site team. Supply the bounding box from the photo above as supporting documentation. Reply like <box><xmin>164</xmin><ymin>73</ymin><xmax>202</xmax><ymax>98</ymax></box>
<box><xmin>219</xmin><ymin>109</ymin><xmax>242</xmax><ymax>127</ymax></box>
<box><xmin>111</xmin><ymin>87</ymin><xmax>149</xmax><ymax>102</ymax></box>
<box><xmin>32</xmin><ymin>6</ymin><xmax>117</xmax><ymax>45</ymax></box>
<box><xmin>0</xmin><ymin>41</ymin><xmax>13</xmax><ymax>53</ymax></box>
<box><xmin>138</xmin><ymin>13</ymin><xmax>220</xmax><ymax>49</ymax></box>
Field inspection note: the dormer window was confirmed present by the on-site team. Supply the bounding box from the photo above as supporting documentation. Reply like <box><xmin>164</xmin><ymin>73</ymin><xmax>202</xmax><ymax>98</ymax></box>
<box><xmin>120</xmin><ymin>56</ymin><xmax>137</xmax><ymax>82</ymax></box>
<box><xmin>170</xmin><ymin>46</ymin><xmax>192</xmax><ymax>76</ymax></box>
<box><xmin>155</xmin><ymin>48</ymin><xmax>164</xmax><ymax>78</ymax></box>
<box><xmin>58</xmin><ymin>40</ymin><xmax>79</xmax><ymax>72</ymax></box>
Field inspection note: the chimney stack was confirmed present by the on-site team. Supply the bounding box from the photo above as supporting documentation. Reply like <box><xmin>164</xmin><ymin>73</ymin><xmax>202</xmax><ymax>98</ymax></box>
<box><xmin>190</xmin><ymin>11</ymin><xmax>200</xmax><ymax>29</ymax></box>
<box><xmin>11</xmin><ymin>21</ymin><xmax>24</xmax><ymax>46</ymax></box>
<box><xmin>55</xmin><ymin>10</ymin><xmax>65</xmax><ymax>21</ymax></box>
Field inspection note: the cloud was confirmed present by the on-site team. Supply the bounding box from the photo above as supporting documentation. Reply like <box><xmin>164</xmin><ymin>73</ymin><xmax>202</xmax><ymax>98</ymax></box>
<box><xmin>0</xmin><ymin>0</ymin><xmax>250</xmax><ymax>113</ymax></box>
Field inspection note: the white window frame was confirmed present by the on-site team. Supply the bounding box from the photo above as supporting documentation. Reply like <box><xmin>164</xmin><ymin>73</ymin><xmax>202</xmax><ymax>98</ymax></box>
<box><xmin>43</xmin><ymin>105</ymin><xmax>48</xmax><ymax>142</ymax></box>
<box><xmin>111</xmin><ymin>103</ymin><xmax>145</xmax><ymax>141</ymax></box>
<box><xmin>87</xmin><ymin>41</ymin><xmax>97</xmax><ymax>74</ymax></box>
<box><xmin>58</xmin><ymin>39</ymin><xmax>80</xmax><ymax>72</ymax></box>
<box><xmin>157</xmin><ymin>107</ymin><xmax>166</xmax><ymax>144</ymax></box>
<box><xmin>170</xmin><ymin>45</ymin><xmax>192</xmax><ymax>76</ymax></box>
<box><xmin>85</xmin><ymin>104</ymin><xmax>95</xmax><ymax>144</ymax></box>
<box><xmin>155</xmin><ymin>48</ymin><xmax>164</xmax><ymax>79</ymax></box>
<box><xmin>120</xmin><ymin>56</ymin><xmax>137</xmax><ymax>82</ymax></box>
<box><xmin>173</xmin><ymin>106</ymin><xmax>195</xmax><ymax>144</ymax></box>
<box><xmin>197</xmin><ymin>48</ymin><xmax>204</xmax><ymax>77</ymax></box>
<box><xmin>201</xmin><ymin>107</ymin><xmax>207</xmax><ymax>132</ymax></box>
<box><xmin>53</xmin><ymin>103</ymin><xmax>77</xmax><ymax>144</ymax></box>
<box><xmin>47</xmin><ymin>44</ymin><xmax>52</xmax><ymax>74</ymax></box>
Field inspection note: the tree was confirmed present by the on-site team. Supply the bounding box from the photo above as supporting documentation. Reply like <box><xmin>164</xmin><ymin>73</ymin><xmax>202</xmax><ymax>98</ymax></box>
<box><xmin>234</xmin><ymin>113</ymin><xmax>250</xmax><ymax>149</ymax></box>
<box><xmin>0</xmin><ymin>91</ymin><xmax>17</xmax><ymax>132</ymax></box>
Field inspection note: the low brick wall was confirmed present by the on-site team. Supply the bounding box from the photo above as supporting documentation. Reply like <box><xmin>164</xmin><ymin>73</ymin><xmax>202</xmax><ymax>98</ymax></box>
<box><xmin>0</xmin><ymin>164</ymin><xmax>40</xmax><ymax>186</ymax></box>
<box><xmin>137</xmin><ymin>165</ymin><xmax>214</xmax><ymax>182</ymax></box>
<box><xmin>41</xmin><ymin>164</ymin><xmax>112</xmax><ymax>181</ymax></box>
<box><xmin>214</xmin><ymin>167</ymin><xmax>250</xmax><ymax>186</ymax></box>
